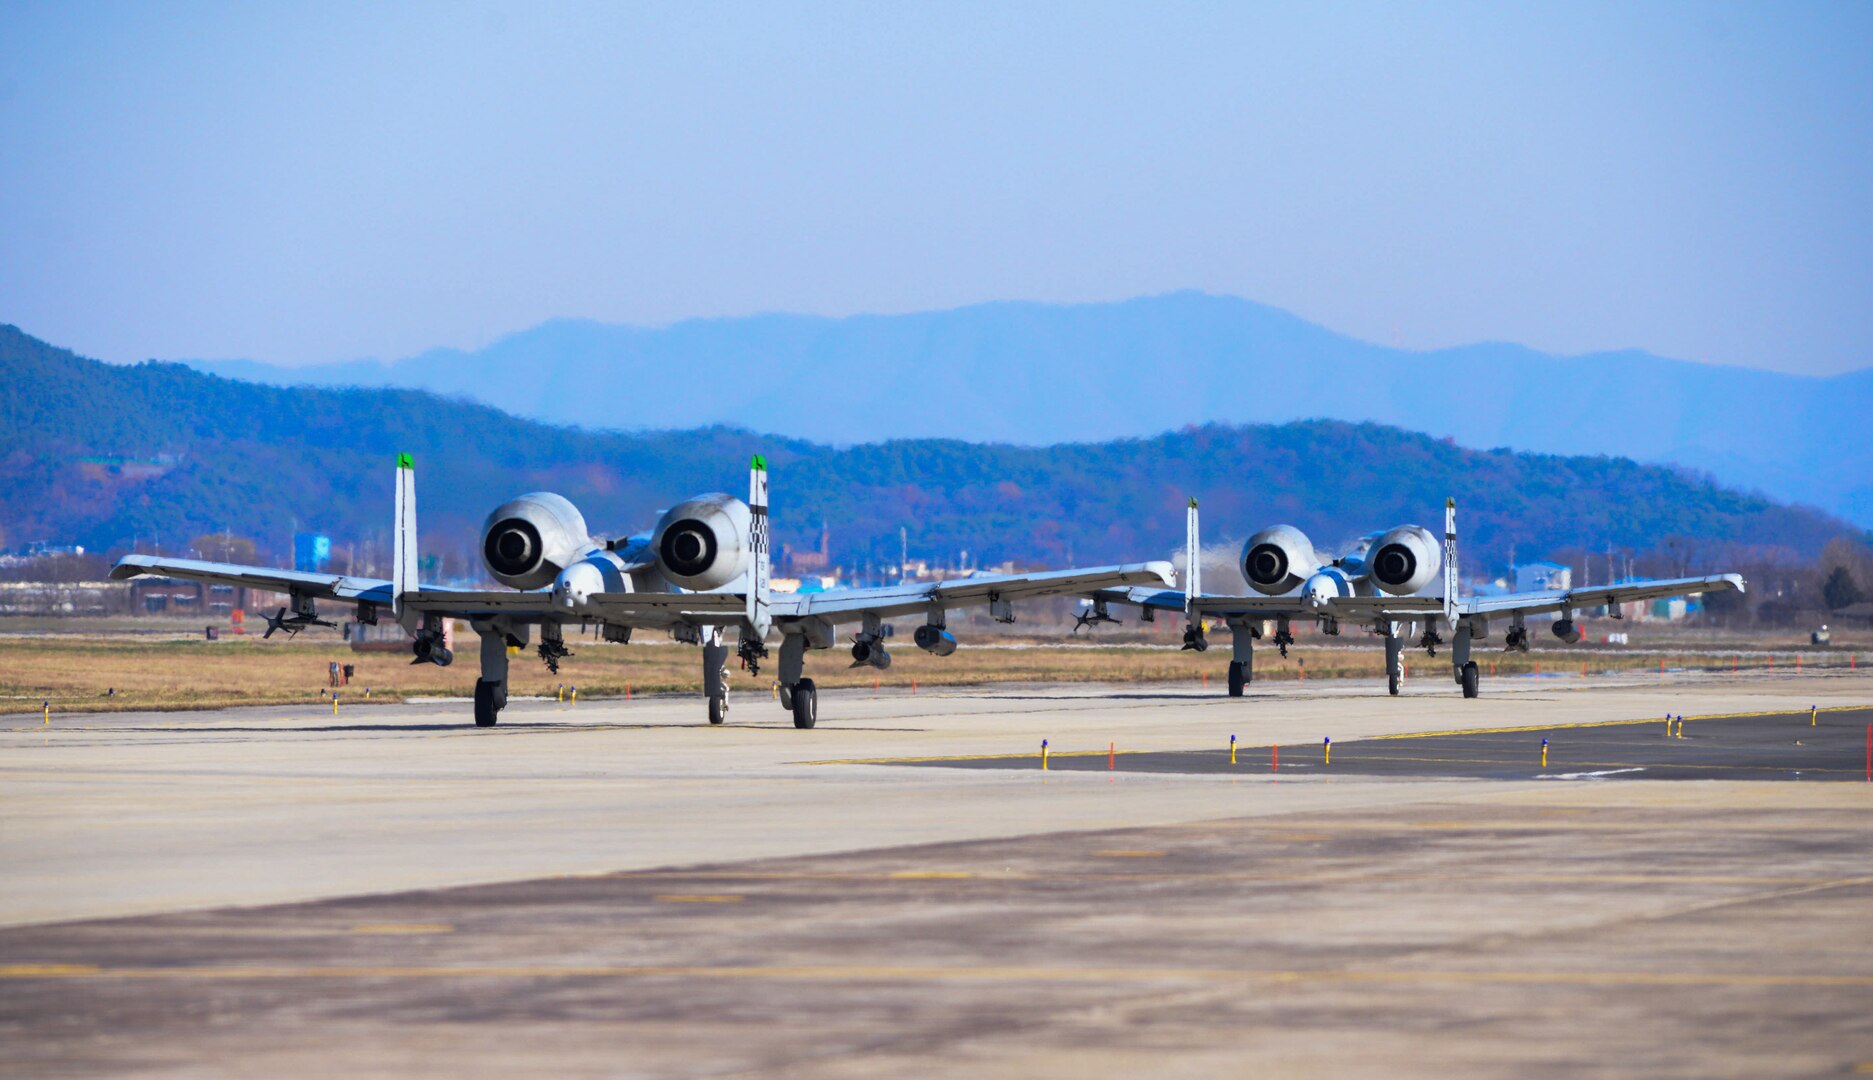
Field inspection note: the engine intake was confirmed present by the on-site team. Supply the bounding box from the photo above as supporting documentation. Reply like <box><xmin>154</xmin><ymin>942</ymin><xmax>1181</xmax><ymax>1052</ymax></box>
<box><xmin>1552</xmin><ymin>619</ymin><xmax>1582</xmax><ymax>644</ymax></box>
<box><xmin>1241</xmin><ymin>525</ymin><xmax>1321</xmax><ymax>595</ymax></box>
<box><xmin>1368</xmin><ymin>524</ymin><xmax>1440</xmax><ymax>596</ymax></box>
<box><xmin>481</xmin><ymin>492</ymin><xmax>591</xmax><ymax>590</ymax></box>
<box><xmin>652</xmin><ymin>494</ymin><xmax>751</xmax><ymax>591</ymax></box>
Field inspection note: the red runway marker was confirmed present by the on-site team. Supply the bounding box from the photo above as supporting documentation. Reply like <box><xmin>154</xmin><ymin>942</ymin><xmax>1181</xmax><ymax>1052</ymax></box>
<box><xmin>1272</xmin><ymin>745</ymin><xmax>1279</xmax><ymax>771</ymax></box>
<box><xmin>1108</xmin><ymin>742</ymin><xmax>1115</xmax><ymax>770</ymax></box>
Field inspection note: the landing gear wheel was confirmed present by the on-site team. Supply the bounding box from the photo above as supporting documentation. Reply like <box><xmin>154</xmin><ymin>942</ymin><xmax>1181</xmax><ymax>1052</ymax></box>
<box><xmin>791</xmin><ymin>678</ymin><xmax>818</xmax><ymax>729</ymax></box>
<box><xmin>708</xmin><ymin>694</ymin><xmax>728</xmax><ymax>726</ymax></box>
<box><xmin>1388</xmin><ymin>670</ymin><xmax>1401</xmax><ymax>697</ymax></box>
<box><xmin>1227</xmin><ymin>661</ymin><xmax>1247</xmax><ymax>698</ymax></box>
<box><xmin>778</xmin><ymin>683</ymin><xmax>794</xmax><ymax>711</ymax></box>
<box><xmin>473</xmin><ymin>679</ymin><xmax>503</xmax><ymax>727</ymax></box>
<box><xmin>1461</xmin><ymin>661</ymin><xmax>1480</xmax><ymax>699</ymax></box>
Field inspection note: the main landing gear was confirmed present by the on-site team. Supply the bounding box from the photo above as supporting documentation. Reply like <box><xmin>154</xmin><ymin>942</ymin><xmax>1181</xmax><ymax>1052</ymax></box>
<box><xmin>1383</xmin><ymin>626</ymin><xmax>1404</xmax><ymax>697</ymax></box>
<box><xmin>1451</xmin><ymin>621</ymin><xmax>1480</xmax><ymax>699</ymax></box>
<box><xmin>776</xmin><ymin>632</ymin><xmax>817</xmax><ymax>728</ymax></box>
<box><xmin>703</xmin><ymin>637</ymin><xmax>730</xmax><ymax>725</ymax></box>
<box><xmin>472</xmin><ymin>621</ymin><xmax>526</xmax><ymax>727</ymax></box>
<box><xmin>1225</xmin><ymin>617</ymin><xmax>1257</xmax><ymax>698</ymax></box>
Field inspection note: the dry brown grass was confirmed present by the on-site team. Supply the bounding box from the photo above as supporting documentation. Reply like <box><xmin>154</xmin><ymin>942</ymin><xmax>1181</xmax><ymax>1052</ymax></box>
<box><xmin>0</xmin><ymin>627</ymin><xmax>1854</xmax><ymax>716</ymax></box>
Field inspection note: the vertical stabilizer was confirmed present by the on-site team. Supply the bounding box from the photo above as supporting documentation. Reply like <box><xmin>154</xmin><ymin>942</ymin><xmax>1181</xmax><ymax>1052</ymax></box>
<box><xmin>747</xmin><ymin>455</ymin><xmax>771</xmax><ymax>635</ymax></box>
<box><xmin>1184</xmin><ymin>497</ymin><xmax>1201</xmax><ymax>626</ymax></box>
<box><xmin>1442</xmin><ymin>497</ymin><xmax>1459</xmax><ymax>626</ymax></box>
<box><xmin>393</xmin><ymin>453</ymin><xmax>418</xmax><ymax>619</ymax></box>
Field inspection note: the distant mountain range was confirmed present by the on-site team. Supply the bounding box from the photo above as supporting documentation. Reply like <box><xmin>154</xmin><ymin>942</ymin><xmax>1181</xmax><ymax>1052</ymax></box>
<box><xmin>2</xmin><ymin>324</ymin><xmax>1856</xmax><ymax>581</ymax></box>
<box><xmin>183</xmin><ymin>292</ymin><xmax>1873</xmax><ymax>528</ymax></box>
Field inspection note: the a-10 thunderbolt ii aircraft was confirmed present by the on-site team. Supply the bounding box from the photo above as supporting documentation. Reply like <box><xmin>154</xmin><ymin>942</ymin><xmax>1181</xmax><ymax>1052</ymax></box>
<box><xmin>1086</xmin><ymin>498</ymin><xmax>1744</xmax><ymax>699</ymax></box>
<box><xmin>111</xmin><ymin>454</ymin><xmax>1173</xmax><ymax>728</ymax></box>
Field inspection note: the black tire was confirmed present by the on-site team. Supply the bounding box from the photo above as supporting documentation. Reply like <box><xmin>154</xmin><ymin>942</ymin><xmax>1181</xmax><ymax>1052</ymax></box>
<box><xmin>1461</xmin><ymin>661</ymin><xmax>1480</xmax><ymax>699</ymax></box>
<box><xmin>778</xmin><ymin>684</ymin><xmax>794</xmax><ymax>711</ymax></box>
<box><xmin>792</xmin><ymin>678</ymin><xmax>818</xmax><ymax>729</ymax></box>
<box><xmin>1226</xmin><ymin>661</ymin><xmax>1247</xmax><ymax>697</ymax></box>
<box><xmin>708</xmin><ymin>694</ymin><xmax>727</xmax><ymax>725</ymax></box>
<box><xmin>473</xmin><ymin>679</ymin><xmax>502</xmax><ymax>727</ymax></box>
<box><xmin>1388</xmin><ymin>670</ymin><xmax>1401</xmax><ymax>696</ymax></box>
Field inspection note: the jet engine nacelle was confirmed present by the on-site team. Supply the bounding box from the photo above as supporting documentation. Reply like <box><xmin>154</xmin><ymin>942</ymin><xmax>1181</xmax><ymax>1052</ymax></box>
<box><xmin>652</xmin><ymin>493</ymin><xmax>751</xmax><ymax>592</ymax></box>
<box><xmin>1241</xmin><ymin>525</ymin><xmax>1321</xmax><ymax>595</ymax></box>
<box><xmin>482</xmin><ymin>492</ymin><xmax>592</xmax><ymax>590</ymax></box>
<box><xmin>1552</xmin><ymin>619</ymin><xmax>1582</xmax><ymax>644</ymax></box>
<box><xmin>1368</xmin><ymin>524</ymin><xmax>1440</xmax><ymax>596</ymax></box>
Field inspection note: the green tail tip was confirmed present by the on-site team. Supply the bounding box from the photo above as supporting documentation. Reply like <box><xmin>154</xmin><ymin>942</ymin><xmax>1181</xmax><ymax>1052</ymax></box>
<box><xmin>751</xmin><ymin>454</ymin><xmax>767</xmax><ymax>471</ymax></box>
<box><xmin>396</xmin><ymin>452</ymin><xmax>414</xmax><ymax>470</ymax></box>
<box><xmin>1188</xmin><ymin>497</ymin><xmax>1199</xmax><ymax>509</ymax></box>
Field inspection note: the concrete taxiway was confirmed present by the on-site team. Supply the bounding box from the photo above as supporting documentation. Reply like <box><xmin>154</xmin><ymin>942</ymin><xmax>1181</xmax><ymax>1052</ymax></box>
<box><xmin>2</xmin><ymin>671</ymin><xmax>1871</xmax><ymax>1076</ymax></box>
<box><xmin>904</xmin><ymin>706</ymin><xmax>1873</xmax><ymax>781</ymax></box>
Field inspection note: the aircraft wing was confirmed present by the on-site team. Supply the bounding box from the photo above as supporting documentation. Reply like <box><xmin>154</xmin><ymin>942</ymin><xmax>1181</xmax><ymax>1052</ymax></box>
<box><xmin>110</xmin><ymin>555</ymin><xmax>395</xmax><ymax>604</ymax></box>
<box><xmin>772</xmin><ymin>562</ymin><xmax>1176</xmax><ymax>621</ymax></box>
<box><xmin>1455</xmin><ymin>573</ymin><xmax>1745</xmax><ymax>619</ymax></box>
<box><xmin>1102</xmin><ymin>587</ymin><xmax>1313</xmax><ymax>618</ymax></box>
<box><xmin>1099</xmin><ymin>574</ymin><xmax>1744</xmax><ymax>624</ymax></box>
<box><xmin>110</xmin><ymin>555</ymin><xmax>748</xmax><ymax>623</ymax></box>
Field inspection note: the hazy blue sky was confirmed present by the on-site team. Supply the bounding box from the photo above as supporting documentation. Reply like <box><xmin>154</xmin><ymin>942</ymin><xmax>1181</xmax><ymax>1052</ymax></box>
<box><xmin>2</xmin><ymin>1</ymin><xmax>1869</xmax><ymax>374</ymax></box>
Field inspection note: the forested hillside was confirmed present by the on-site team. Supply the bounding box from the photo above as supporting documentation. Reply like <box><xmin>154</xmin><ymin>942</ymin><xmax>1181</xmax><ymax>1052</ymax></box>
<box><xmin>186</xmin><ymin>292</ymin><xmax>1873</xmax><ymax>528</ymax></box>
<box><xmin>2</xmin><ymin>325</ymin><xmax>1854</xmax><ymax>578</ymax></box>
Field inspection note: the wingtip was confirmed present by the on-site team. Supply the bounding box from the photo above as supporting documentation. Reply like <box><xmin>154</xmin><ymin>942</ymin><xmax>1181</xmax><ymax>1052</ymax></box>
<box><xmin>107</xmin><ymin>556</ymin><xmax>150</xmax><ymax>580</ymax></box>
<box><xmin>1188</xmin><ymin>497</ymin><xmax>1198</xmax><ymax>509</ymax></box>
<box><xmin>396</xmin><ymin>452</ymin><xmax>413</xmax><ymax>470</ymax></box>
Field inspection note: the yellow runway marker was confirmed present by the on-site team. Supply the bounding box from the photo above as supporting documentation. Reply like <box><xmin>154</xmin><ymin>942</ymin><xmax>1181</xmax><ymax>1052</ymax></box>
<box><xmin>350</xmin><ymin>923</ymin><xmax>453</xmax><ymax>935</ymax></box>
<box><xmin>655</xmin><ymin>894</ymin><xmax>744</xmax><ymax>904</ymax></box>
<box><xmin>0</xmin><ymin>964</ymin><xmax>99</xmax><ymax>977</ymax></box>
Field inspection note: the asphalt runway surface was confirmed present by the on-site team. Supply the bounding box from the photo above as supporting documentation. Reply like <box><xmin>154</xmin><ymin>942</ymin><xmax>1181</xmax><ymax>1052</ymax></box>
<box><xmin>891</xmin><ymin>707</ymin><xmax>1873</xmax><ymax>782</ymax></box>
<box><xmin>4</xmin><ymin>672</ymin><xmax>1872</xmax><ymax>1076</ymax></box>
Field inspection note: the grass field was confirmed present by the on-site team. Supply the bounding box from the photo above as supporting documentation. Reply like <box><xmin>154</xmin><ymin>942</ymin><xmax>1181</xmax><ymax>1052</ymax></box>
<box><xmin>0</xmin><ymin>625</ymin><xmax>1860</xmax><ymax>715</ymax></box>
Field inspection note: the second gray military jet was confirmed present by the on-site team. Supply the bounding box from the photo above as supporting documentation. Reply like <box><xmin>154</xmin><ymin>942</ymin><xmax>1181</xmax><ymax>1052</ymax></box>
<box><xmin>1094</xmin><ymin>498</ymin><xmax>1744</xmax><ymax>698</ymax></box>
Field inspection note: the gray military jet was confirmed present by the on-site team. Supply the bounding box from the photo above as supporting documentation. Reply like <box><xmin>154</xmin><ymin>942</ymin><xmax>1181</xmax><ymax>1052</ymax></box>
<box><xmin>112</xmin><ymin>454</ymin><xmax>1173</xmax><ymax>728</ymax></box>
<box><xmin>1094</xmin><ymin>498</ymin><xmax>1744</xmax><ymax>698</ymax></box>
